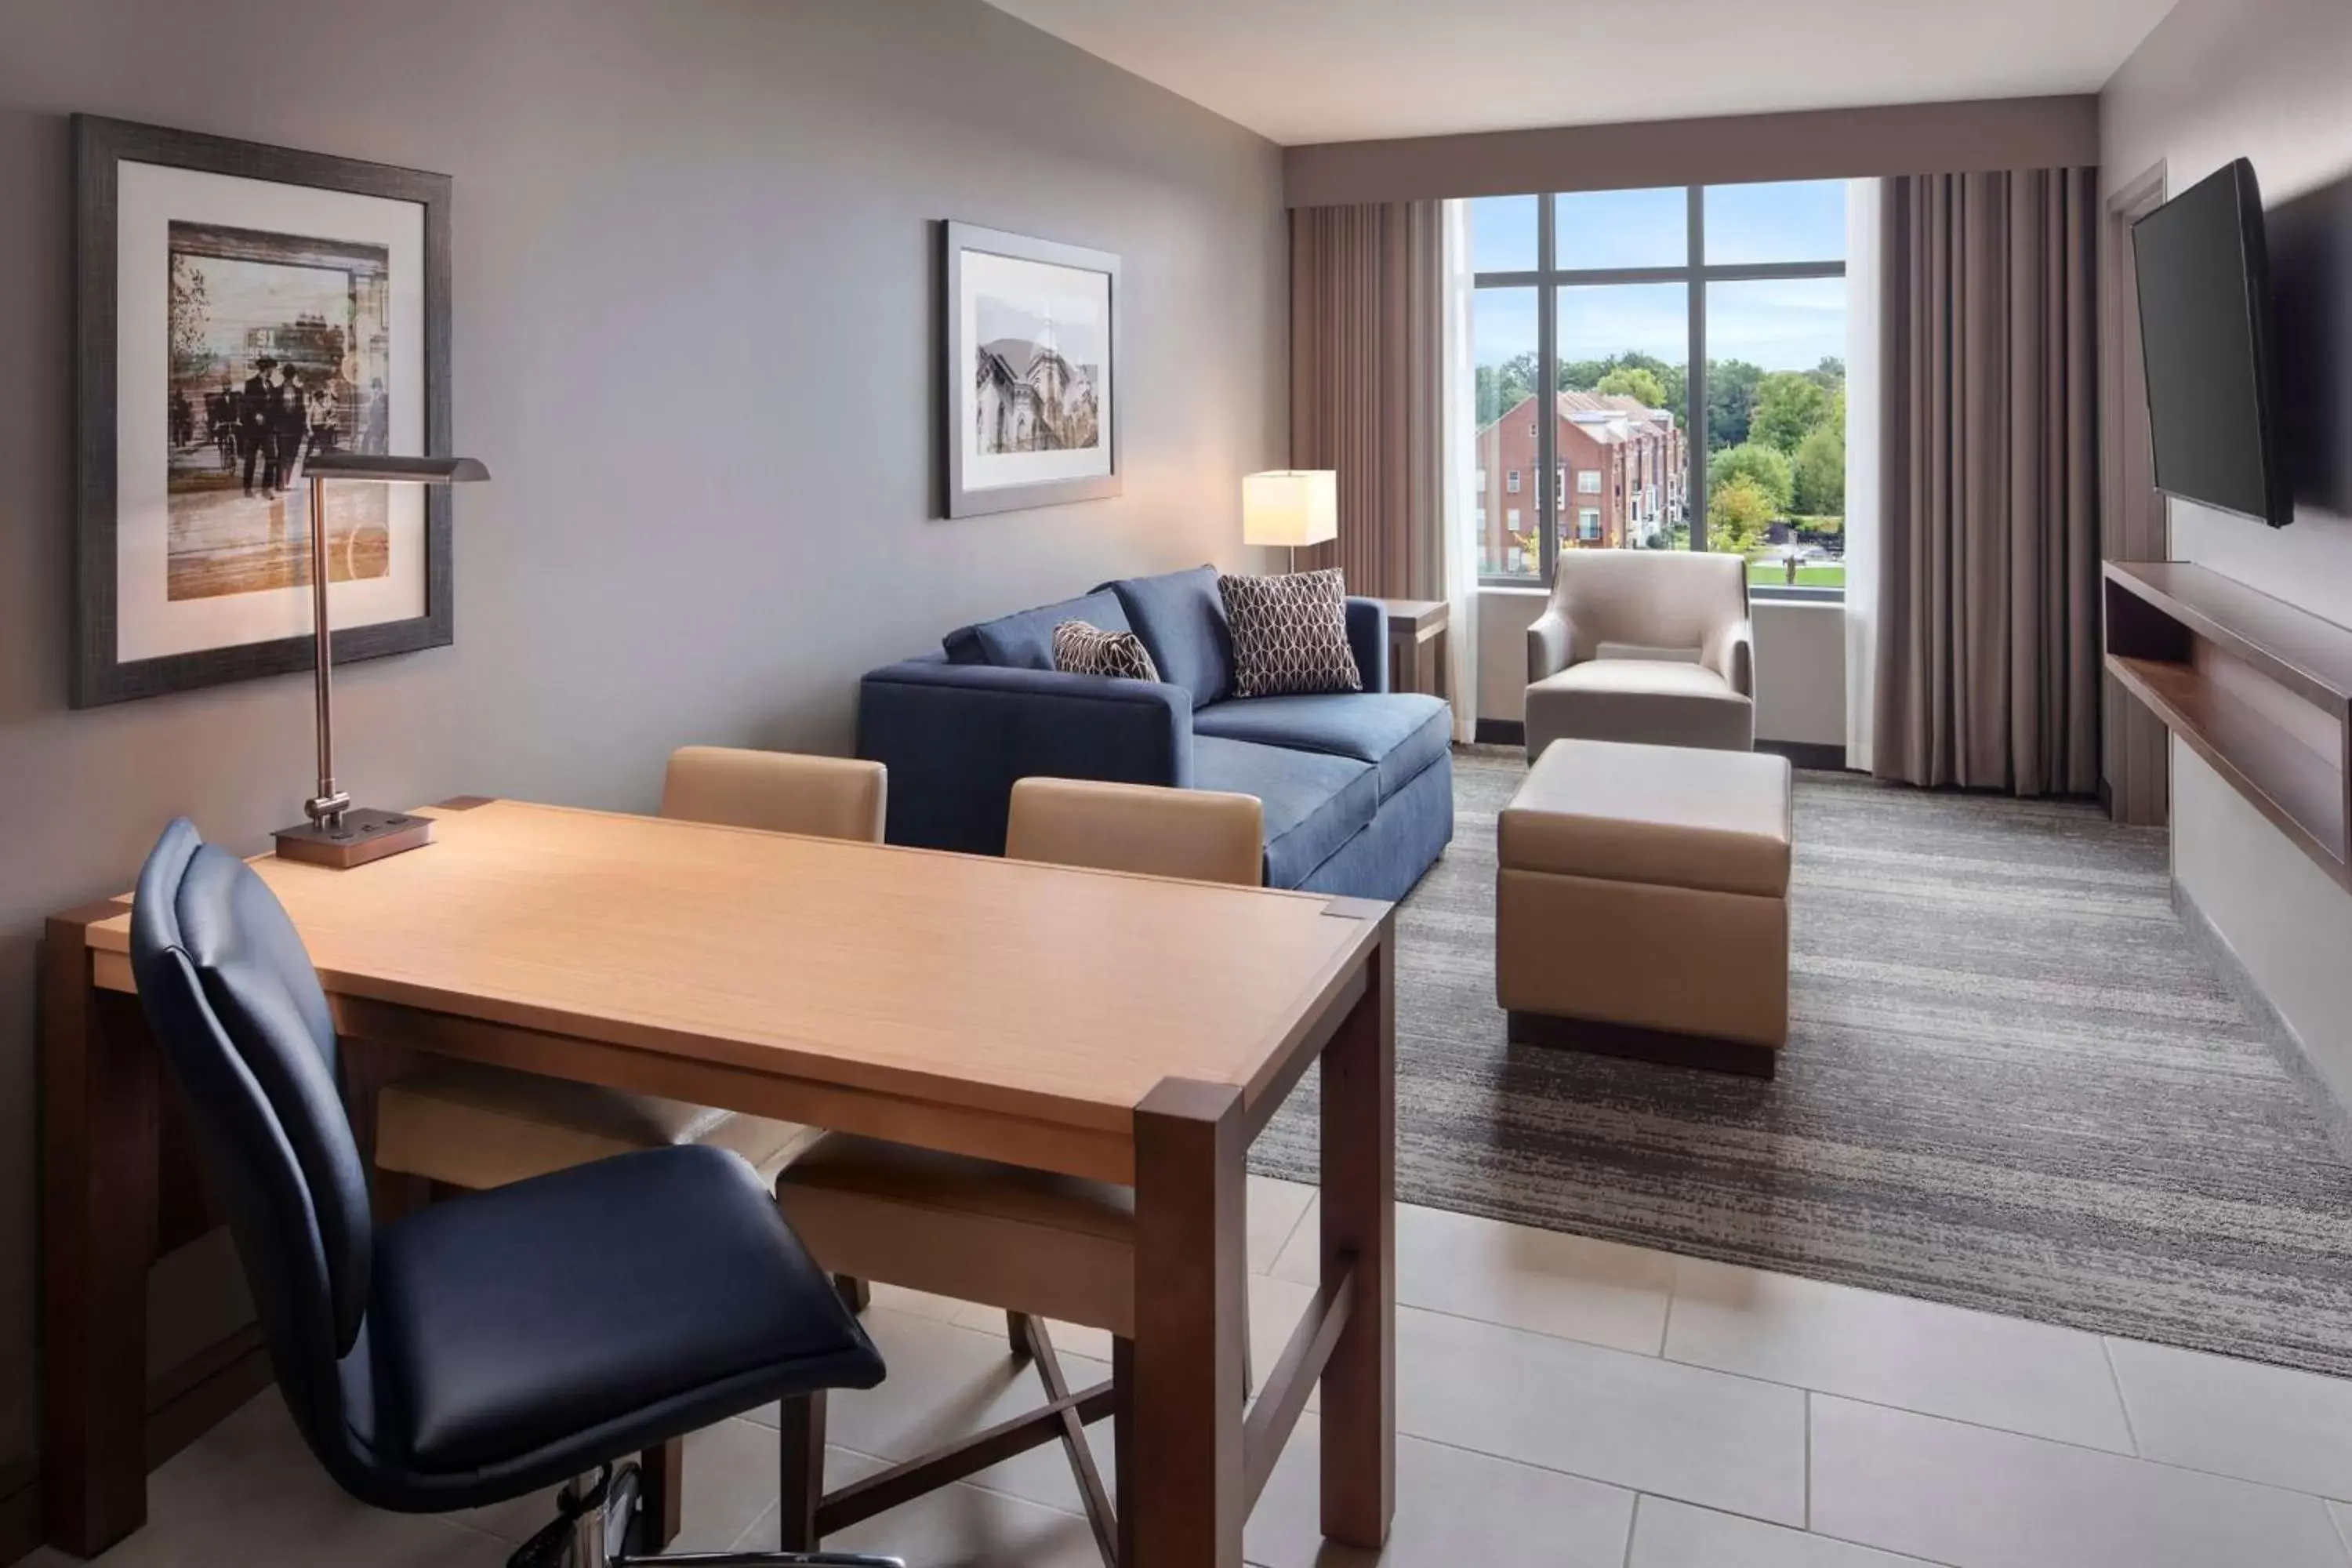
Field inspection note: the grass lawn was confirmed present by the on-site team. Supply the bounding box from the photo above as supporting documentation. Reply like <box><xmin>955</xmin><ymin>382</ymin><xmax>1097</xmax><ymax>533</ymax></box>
<box><xmin>1748</xmin><ymin>562</ymin><xmax>1846</xmax><ymax>588</ymax></box>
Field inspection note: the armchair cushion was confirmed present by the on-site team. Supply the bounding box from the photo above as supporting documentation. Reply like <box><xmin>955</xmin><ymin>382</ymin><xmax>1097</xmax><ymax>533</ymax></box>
<box><xmin>1193</xmin><ymin>692</ymin><xmax>1450</xmax><ymax>803</ymax></box>
<box><xmin>946</xmin><ymin>590</ymin><xmax>1131</xmax><ymax>670</ymax></box>
<box><xmin>1525</xmin><ymin>659</ymin><xmax>1754</xmax><ymax>757</ymax></box>
<box><xmin>1193</xmin><ymin>737</ymin><xmax>1379</xmax><ymax>890</ymax></box>
<box><xmin>1103</xmin><ymin>565</ymin><xmax>1234</xmax><ymax>706</ymax></box>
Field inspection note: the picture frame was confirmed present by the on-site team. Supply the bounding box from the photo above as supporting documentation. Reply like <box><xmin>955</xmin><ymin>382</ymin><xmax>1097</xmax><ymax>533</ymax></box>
<box><xmin>71</xmin><ymin>114</ymin><xmax>454</xmax><ymax>707</ymax></box>
<box><xmin>943</xmin><ymin>221</ymin><xmax>1120</xmax><ymax>518</ymax></box>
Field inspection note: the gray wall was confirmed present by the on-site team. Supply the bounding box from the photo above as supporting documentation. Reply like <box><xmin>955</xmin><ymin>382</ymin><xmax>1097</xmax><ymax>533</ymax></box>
<box><xmin>0</xmin><ymin>0</ymin><xmax>1287</xmax><ymax>1465</ymax></box>
<box><xmin>2100</xmin><ymin>0</ymin><xmax>2352</xmax><ymax>1108</ymax></box>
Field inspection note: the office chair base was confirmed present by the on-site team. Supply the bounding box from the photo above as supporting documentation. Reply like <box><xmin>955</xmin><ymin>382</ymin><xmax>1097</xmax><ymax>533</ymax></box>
<box><xmin>506</xmin><ymin>1462</ymin><xmax>902</xmax><ymax>1568</ymax></box>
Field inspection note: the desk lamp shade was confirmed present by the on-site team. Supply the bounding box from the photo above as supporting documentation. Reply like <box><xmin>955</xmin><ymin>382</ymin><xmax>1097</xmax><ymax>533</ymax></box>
<box><xmin>273</xmin><ymin>454</ymin><xmax>490</xmax><ymax>869</ymax></box>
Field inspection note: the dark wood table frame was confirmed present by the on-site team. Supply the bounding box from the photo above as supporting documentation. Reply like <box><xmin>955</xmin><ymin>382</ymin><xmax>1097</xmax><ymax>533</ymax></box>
<box><xmin>38</xmin><ymin>824</ymin><xmax>1395</xmax><ymax>1568</ymax></box>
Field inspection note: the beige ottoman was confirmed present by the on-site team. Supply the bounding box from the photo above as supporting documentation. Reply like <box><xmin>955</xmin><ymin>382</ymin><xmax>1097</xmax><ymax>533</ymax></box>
<box><xmin>1496</xmin><ymin>738</ymin><xmax>1792</xmax><ymax>1075</ymax></box>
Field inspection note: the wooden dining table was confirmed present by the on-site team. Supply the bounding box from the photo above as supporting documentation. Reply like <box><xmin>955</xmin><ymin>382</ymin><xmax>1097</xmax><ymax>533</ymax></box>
<box><xmin>40</xmin><ymin>797</ymin><xmax>1396</xmax><ymax>1567</ymax></box>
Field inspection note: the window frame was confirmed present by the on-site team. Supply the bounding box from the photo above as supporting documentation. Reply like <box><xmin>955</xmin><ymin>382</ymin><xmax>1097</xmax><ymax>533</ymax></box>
<box><xmin>1473</xmin><ymin>184</ymin><xmax>1847</xmax><ymax>597</ymax></box>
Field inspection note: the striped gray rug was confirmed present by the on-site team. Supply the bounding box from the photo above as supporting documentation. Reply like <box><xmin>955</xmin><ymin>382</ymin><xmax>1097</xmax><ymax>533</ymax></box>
<box><xmin>1254</xmin><ymin>746</ymin><xmax>2352</xmax><ymax>1377</ymax></box>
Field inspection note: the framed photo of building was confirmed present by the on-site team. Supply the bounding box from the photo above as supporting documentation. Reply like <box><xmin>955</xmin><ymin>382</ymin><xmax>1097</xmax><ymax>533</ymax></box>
<box><xmin>944</xmin><ymin>222</ymin><xmax>1120</xmax><ymax>517</ymax></box>
<box><xmin>71</xmin><ymin>114</ymin><xmax>453</xmax><ymax>706</ymax></box>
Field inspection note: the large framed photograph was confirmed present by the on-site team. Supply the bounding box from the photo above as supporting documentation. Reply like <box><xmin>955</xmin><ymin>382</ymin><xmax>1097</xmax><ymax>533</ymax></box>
<box><xmin>945</xmin><ymin>222</ymin><xmax>1120</xmax><ymax>517</ymax></box>
<box><xmin>72</xmin><ymin>115</ymin><xmax>452</xmax><ymax>706</ymax></box>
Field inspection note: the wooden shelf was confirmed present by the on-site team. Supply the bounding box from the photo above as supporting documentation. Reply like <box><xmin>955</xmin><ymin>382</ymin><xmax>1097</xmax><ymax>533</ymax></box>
<box><xmin>2104</xmin><ymin>561</ymin><xmax>2352</xmax><ymax>891</ymax></box>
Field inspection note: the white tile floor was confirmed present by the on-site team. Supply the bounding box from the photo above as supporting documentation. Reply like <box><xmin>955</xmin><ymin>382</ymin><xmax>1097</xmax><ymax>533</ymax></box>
<box><xmin>28</xmin><ymin>1178</ymin><xmax>2352</xmax><ymax>1568</ymax></box>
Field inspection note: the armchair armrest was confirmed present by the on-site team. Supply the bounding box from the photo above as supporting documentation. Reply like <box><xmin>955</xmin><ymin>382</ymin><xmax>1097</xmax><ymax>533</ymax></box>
<box><xmin>1343</xmin><ymin>597</ymin><xmax>1389</xmax><ymax>693</ymax></box>
<box><xmin>856</xmin><ymin>658</ymin><xmax>1194</xmax><ymax>853</ymax></box>
<box><xmin>1706</xmin><ymin>618</ymin><xmax>1755</xmax><ymax>697</ymax></box>
<box><xmin>1528</xmin><ymin>609</ymin><xmax>1573</xmax><ymax>683</ymax></box>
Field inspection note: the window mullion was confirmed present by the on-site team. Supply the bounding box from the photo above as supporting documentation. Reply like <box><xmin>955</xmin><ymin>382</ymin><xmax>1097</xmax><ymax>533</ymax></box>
<box><xmin>1537</xmin><ymin>194</ymin><xmax>1558</xmax><ymax>586</ymax></box>
<box><xmin>1686</xmin><ymin>185</ymin><xmax>1708</xmax><ymax>553</ymax></box>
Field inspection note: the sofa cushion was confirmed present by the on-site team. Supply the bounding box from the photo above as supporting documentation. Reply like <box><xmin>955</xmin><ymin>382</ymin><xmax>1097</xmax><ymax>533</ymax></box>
<box><xmin>1524</xmin><ymin>658</ymin><xmax>1753</xmax><ymax>756</ymax></box>
<box><xmin>946</xmin><ymin>590</ymin><xmax>1131</xmax><ymax>670</ymax></box>
<box><xmin>1194</xmin><ymin>693</ymin><xmax>1450</xmax><ymax>804</ymax></box>
<box><xmin>1103</xmin><ymin>566</ymin><xmax>1233</xmax><ymax>706</ymax></box>
<box><xmin>1192</xmin><ymin>736</ymin><xmax>1378</xmax><ymax>890</ymax></box>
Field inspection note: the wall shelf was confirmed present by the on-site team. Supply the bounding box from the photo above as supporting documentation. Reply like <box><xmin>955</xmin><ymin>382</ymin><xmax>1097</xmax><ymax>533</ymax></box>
<box><xmin>2103</xmin><ymin>560</ymin><xmax>2352</xmax><ymax>891</ymax></box>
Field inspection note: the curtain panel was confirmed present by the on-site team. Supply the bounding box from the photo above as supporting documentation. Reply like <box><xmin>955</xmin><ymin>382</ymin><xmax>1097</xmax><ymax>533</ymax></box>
<box><xmin>1874</xmin><ymin>168</ymin><xmax>2102</xmax><ymax>796</ymax></box>
<box><xmin>1289</xmin><ymin>201</ymin><xmax>1446</xmax><ymax>601</ymax></box>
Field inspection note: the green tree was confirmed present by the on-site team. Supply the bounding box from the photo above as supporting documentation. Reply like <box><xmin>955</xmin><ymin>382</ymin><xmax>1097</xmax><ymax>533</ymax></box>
<box><xmin>1709</xmin><ymin>476</ymin><xmax>1773</xmax><ymax>554</ymax></box>
<box><xmin>1705</xmin><ymin>358</ymin><xmax>1764</xmax><ymax>451</ymax></box>
<box><xmin>1708</xmin><ymin>441</ymin><xmax>1794</xmax><ymax>516</ymax></box>
<box><xmin>1751</xmin><ymin>371</ymin><xmax>1835</xmax><ymax>452</ymax></box>
<box><xmin>1594</xmin><ymin>365</ymin><xmax>1667</xmax><ymax>409</ymax></box>
<box><xmin>1475</xmin><ymin>354</ymin><xmax>1537</xmax><ymax>426</ymax></box>
<box><xmin>1793</xmin><ymin>423</ymin><xmax>1844</xmax><ymax>517</ymax></box>
<box><xmin>1804</xmin><ymin>356</ymin><xmax>1846</xmax><ymax>395</ymax></box>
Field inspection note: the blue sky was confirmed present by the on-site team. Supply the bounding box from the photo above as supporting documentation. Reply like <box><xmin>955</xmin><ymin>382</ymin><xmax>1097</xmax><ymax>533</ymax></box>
<box><xmin>1472</xmin><ymin>181</ymin><xmax>1849</xmax><ymax>375</ymax></box>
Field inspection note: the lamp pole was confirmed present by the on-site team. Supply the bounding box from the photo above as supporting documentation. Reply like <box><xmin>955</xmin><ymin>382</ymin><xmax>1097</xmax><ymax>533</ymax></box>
<box><xmin>305</xmin><ymin>476</ymin><xmax>350</xmax><ymax>832</ymax></box>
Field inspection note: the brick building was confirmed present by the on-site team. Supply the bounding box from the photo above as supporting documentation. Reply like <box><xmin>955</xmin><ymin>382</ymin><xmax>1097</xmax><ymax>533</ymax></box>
<box><xmin>1475</xmin><ymin>390</ymin><xmax>1686</xmax><ymax>574</ymax></box>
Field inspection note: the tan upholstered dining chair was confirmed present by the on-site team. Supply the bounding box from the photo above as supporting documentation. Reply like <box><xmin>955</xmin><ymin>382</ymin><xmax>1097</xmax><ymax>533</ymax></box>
<box><xmin>371</xmin><ymin>746</ymin><xmax>887</xmax><ymax>1199</ymax></box>
<box><xmin>1004</xmin><ymin>775</ymin><xmax>1265</xmax><ymax>887</ymax></box>
<box><xmin>768</xmin><ymin>775</ymin><xmax>1265</xmax><ymax>1565</ymax></box>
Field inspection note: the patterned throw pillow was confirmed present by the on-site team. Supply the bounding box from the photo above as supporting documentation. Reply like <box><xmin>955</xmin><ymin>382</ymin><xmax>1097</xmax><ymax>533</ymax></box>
<box><xmin>1051</xmin><ymin>619</ymin><xmax>1161</xmax><ymax>682</ymax></box>
<box><xmin>1217</xmin><ymin>569</ymin><xmax>1362</xmax><ymax>699</ymax></box>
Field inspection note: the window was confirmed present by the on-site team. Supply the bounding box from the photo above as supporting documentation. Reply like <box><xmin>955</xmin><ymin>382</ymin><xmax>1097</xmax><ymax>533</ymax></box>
<box><xmin>1471</xmin><ymin>181</ymin><xmax>1849</xmax><ymax>595</ymax></box>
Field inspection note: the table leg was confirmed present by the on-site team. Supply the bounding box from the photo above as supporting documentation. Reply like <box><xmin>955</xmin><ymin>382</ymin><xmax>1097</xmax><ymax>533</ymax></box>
<box><xmin>1319</xmin><ymin>927</ymin><xmax>1396</xmax><ymax>1548</ymax></box>
<box><xmin>1130</xmin><ymin>1079</ymin><xmax>1247</xmax><ymax>1568</ymax></box>
<box><xmin>40</xmin><ymin>910</ymin><xmax>158</xmax><ymax>1555</ymax></box>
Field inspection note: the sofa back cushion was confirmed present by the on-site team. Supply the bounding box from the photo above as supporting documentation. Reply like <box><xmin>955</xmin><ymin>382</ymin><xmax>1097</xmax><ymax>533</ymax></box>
<box><xmin>944</xmin><ymin>590</ymin><xmax>1132</xmax><ymax>670</ymax></box>
<box><xmin>1103</xmin><ymin>565</ymin><xmax>1233</xmax><ymax>706</ymax></box>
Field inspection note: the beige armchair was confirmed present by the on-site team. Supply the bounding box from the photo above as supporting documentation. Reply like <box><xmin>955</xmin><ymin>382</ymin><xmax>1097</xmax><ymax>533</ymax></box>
<box><xmin>1524</xmin><ymin>550</ymin><xmax>1755</xmax><ymax>759</ymax></box>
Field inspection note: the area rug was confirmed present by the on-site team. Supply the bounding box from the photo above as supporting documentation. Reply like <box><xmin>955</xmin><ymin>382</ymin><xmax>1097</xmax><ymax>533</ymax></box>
<box><xmin>1253</xmin><ymin>746</ymin><xmax>2352</xmax><ymax>1377</ymax></box>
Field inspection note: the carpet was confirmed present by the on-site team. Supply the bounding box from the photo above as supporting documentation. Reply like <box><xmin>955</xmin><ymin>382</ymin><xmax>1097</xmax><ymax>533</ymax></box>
<box><xmin>1253</xmin><ymin>746</ymin><xmax>2352</xmax><ymax>1377</ymax></box>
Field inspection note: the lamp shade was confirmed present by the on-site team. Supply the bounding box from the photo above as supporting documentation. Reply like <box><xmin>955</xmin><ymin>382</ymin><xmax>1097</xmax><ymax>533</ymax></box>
<box><xmin>1242</xmin><ymin>470</ymin><xmax>1338</xmax><ymax>549</ymax></box>
<box><xmin>304</xmin><ymin>453</ymin><xmax>491</xmax><ymax>483</ymax></box>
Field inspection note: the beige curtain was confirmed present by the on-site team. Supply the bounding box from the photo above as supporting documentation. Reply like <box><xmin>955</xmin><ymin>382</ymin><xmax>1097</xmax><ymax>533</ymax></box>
<box><xmin>1874</xmin><ymin>169</ymin><xmax>2102</xmax><ymax>796</ymax></box>
<box><xmin>1290</xmin><ymin>202</ymin><xmax>1445</xmax><ymax>600</ymax></box>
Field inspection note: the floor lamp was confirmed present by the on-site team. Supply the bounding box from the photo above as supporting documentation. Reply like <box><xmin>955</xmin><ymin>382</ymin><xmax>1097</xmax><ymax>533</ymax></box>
<box><xmin>274</xmin><ymin>452</ymin><xmax>491</xmax><ymax>869</ymax></box>
<box><xmin>1243</xmin><ymin>470</ymin><xmax>1338</xmax><ymax>574</ymax></box>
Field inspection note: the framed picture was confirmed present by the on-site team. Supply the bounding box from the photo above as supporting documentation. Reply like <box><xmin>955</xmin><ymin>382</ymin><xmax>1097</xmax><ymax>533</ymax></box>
<box><xmin>72</xmin><ymin>114</ymin><xmax>453</xmax><ymax>707</ymax></box>
<box><xmin>945</xmin><ymin>221</ymin><xmax>1120</xmax><ymax>518</ymax></box>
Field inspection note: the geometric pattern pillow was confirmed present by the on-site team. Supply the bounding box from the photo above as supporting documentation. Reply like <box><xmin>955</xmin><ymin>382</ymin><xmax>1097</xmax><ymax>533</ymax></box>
<box><xmin>1051</xmin><ymin>619</ymin><xmax>1162</xmax><ymax>682</ymax></box>
<box><xmin>1216</xmin><ymin>569</ymin><xmax>1362</xmax><ymax>699</ymax></box>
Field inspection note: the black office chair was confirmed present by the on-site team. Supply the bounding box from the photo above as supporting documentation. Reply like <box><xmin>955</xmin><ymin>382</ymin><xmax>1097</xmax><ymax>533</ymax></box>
<box><xmin>129</xmin><ymin>819</ymin><xmax>900</xmax><ymax>1568</ymax></box>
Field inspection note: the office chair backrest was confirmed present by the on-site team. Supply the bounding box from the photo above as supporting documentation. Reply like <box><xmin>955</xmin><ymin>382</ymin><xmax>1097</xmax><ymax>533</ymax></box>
<box><xmin>129</xmin><ymin>820</ymin><xmax>372</xmax><ymax>1465</ymax></box>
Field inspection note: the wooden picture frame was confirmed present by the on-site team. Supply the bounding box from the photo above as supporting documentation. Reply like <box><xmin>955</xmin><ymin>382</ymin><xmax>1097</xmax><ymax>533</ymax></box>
<box><xmin>944</xmin><ymin>221</ymin><xmax>1121</xmax><ymax>518</ymax></box>
<box><xmin>71</xmin><ymin>114</ymin><xmax>454</xmax><ymax>707</ymax></box>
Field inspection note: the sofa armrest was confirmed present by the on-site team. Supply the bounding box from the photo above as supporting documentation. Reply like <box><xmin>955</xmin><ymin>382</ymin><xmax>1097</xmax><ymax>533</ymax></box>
<box><xmin>1344</xmin><ymin>597</ymin><xmax>1389</xmax><ymax>693</ymax></box>
<box><xmin>1528</xmin><ymin>609</ymin><xmax>1573</xmax><ymax>683</ymax></box>
<box><xmin>855</xmin><ymin>659</ymin><xmax>1194</xmax><ymax>854</ymax></box>
<box><xmin>1706</xmin><ymin>618</ymin><xmax>1755</xmax><ymax>697</ymax></box>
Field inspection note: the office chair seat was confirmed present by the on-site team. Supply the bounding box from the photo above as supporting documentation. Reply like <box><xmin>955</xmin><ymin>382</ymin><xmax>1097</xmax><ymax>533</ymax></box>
<box><xmin>371</xmin><ymin>1143</ymin><xmax>878</xmax><ymax>1483</ymax></box>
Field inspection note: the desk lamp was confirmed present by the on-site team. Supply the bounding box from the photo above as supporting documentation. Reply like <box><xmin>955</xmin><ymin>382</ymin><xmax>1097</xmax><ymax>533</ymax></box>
<box><xmin>273</xmin><ymin>452</ymin><xmax>490</xmax><ymax>869</ymax></box>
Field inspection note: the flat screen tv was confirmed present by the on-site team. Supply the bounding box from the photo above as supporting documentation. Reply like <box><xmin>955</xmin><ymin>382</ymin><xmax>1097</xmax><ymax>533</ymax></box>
<box><xmin>2132</xmin><ymin>158</ymin><xmax>2292</xmax><ymax>527</ymax></box>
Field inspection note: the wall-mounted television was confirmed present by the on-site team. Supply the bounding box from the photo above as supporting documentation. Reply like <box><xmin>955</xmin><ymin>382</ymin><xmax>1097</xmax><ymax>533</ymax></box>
<box><xmin>2132</xmin><ymin>158</ymin><xmax>2292</xmax><ymax>528</ymax></box>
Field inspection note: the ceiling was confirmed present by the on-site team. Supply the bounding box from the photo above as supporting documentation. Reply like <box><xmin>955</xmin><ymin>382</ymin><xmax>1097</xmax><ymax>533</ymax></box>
<box><xmin>982</xmin><ymin>0</ymin><xmax>2178</xmax><ymax>146</ymax></box>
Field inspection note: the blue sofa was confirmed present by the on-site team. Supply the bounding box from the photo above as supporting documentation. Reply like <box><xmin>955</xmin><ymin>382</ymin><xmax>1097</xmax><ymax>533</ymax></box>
<box><xmin>856</xmin><ymin>565</ymin><xmax>1454</xmax><ymax>902</ymax></box>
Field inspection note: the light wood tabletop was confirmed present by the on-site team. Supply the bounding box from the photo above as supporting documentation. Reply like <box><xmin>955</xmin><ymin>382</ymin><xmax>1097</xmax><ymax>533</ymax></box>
<box><xmin>49</xmin><ymin>795</ymin><xmax>1399</xmax><ymax>1568</ymax></box>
